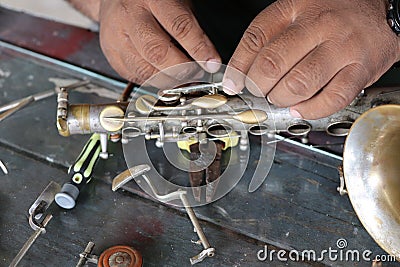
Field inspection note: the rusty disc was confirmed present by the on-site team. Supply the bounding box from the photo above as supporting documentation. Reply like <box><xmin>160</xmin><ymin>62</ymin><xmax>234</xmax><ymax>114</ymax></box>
<box><xmin>98</xmin><ymin>245</ymin><xmax>142</xmax><ymax>267</ymax></box>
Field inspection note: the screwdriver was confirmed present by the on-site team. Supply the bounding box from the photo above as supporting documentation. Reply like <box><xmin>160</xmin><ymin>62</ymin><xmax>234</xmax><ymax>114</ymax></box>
<box><xmin>55</xmin><ymin>133</ymin><xmax>101</xmax><ymax>209</ymax></box>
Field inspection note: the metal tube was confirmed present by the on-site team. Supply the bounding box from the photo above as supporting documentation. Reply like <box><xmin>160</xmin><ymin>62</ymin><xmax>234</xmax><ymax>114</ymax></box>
<box><xmin>179</xmin><ymin>194</ymin><xmax>210</xmax><ymax>250</ymax></box>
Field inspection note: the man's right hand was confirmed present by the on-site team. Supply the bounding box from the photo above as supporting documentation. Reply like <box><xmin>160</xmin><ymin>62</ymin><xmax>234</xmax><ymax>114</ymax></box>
<box><xmin>98</xmin><ymin>0</ymin><xmax>221</xmax><ymax>84</ymax></box>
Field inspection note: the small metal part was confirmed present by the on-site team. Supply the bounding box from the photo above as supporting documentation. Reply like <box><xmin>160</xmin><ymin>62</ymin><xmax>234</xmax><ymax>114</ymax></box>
<box><xmin>9</xmin><ymin>214</ymin><xmax>53</xmax><ymax>267</ymax></box>
<box><xmin>76</xmin><ymin>242</ymin><xmax>98</xmax><ymax>267</ymax></box>
<box><xmin>205</xmin><ymin>142</ymin><xmax>223</xmax><ymax>203</ymax></box>
<box><xmin>104</xmin><ymin>109</ymin><xmax>268</xmax><ymax>124</ymax></box>
<box><xmin>10</xmin><ymin>182</ymin><xmax>59</xmax><ymax>266</ymax></box>
<box><xmin>162</xmin><ymin>82</ymin><xmax>223</xmax><ymax>95</ymax></box>
<box><xmin>337</xmin><ymin>165</ymin><xmax>348</xmax><ymax>196</ymax></box>
<box><xmin>135</xmin><ymin>95</ymin><xmax>157</xmax><ymax>114</ymax></box>
<box><xmin>0</xmin><ymin>90</ymin><xmax>54</xmax><ymax>114</ymax></box>
<box><xmin>0</xmin><ymin>89</ymin><xmax>56</xmax><ymax>124</ymax></box>
<box><xmin>0</xmin><ymin>159</ymin><xmax>8</xmax><ymax>174</ymax></box>
<box><xmin>118</xmin><ymin>82</ymin><xmax>135</xmax><ymax>102</ymax></box>
<box><xmin>99</xmin><ymin>106</ymin><xmax>125</xmax><ymax>132</ymax></box>
<box><xmin>146</xmin><ymin>94</ymin><xmax>228</xmax><ymax>112</ymax></box>
<box><xmin>28</xmin><ymin>181</ymin><xmax>60</xmax><ymax>230</ymax></box>
<box><xmin>77</xmin><ymin>242</ymin><xmax>142</xmax><ymax>267</ymax></box>
<box><xmin>0</xmin><ymin>96</ymin><xmax>34</xmax><ymax>123</ymax></box>
<box><xmin>56</xmin><ymin>80</ymin><xmax>109</xmax><ymax>137</ymax></box>
<box><xmin>112</xmin><ymin>165</ymin><xmax>215</xmax><ymax>264</ymax></box>
<box><xmin>99</xmin><ymin>133</ymin><xmax>109</xmax><ymax>159</ymax></box>
<box><xmin>157</xmin><ymin>89</ymin><xmax>181</xmax><ymax>102</ymax></box>
<box><xmin>180</xmin><ymin>193</ymin><xmax>215</xmax><ymax>265</ymax></box>
<box><xmin>98</xmin><ymin>245</ymin><xmax>142</xmax><ymax>267</ymax></box>
<box><xmin>112</xmin><ymin>165</ymin><xmax>151</xmax><ymax>191</ymax></box>
<box><xmin>189</xmin><ymin>143</ymin><xmax>204</xmax><ymax>202</ymax></box>
<box><xmin>59</xmin><ymin>80</ymin><xmax>91</xmax><ymax>91</ymax></box>
<box><xmin>189</xmin><ymin>248</ymin><xmax>216</xmax><ymax>265</ymax></box>
<box><xmin>110</xmin><ymin>133</ymin><xmax>122</xmax><ymax>142</ymax></box>
<box><xmin>55</xmin><ymin>134</ymin><xmax>101</xmax><ymax>209</ymax></box>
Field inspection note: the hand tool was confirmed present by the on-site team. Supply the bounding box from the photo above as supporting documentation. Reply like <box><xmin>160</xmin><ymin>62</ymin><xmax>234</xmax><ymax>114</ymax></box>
<box><xmin>104</xmin><ymin>109</ymin><xmax>268</xmax><ymax>125</ymax></box>
<box><xmin>112</xmin><ymin>165</ymin><xmax>215</xmax><ymax>265</ymax></box>
<box><xmin>0</xmin><ymin>89</ymin><xmax>56</xmax><ymax>123</ymax></box>
<box><xmin>55</xmin><ymin>133</ymin><xmax>101</xmax><ymax>209</ymax></box>
<box><xmin>9</xmin><ymin>181</ymin><xmax>60</xmax><ymax>267</ymax></box>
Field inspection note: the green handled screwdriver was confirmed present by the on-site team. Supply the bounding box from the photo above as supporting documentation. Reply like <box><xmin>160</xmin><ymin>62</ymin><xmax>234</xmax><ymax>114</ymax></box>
<box><xmin>55</xmin><ymin>133</ymin><xmax>101</xmax><ymax>209</ymax></box>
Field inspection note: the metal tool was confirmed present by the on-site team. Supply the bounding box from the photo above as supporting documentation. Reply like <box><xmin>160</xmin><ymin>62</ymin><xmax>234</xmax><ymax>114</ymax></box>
<box><xmin>76</xmin><ymin>241</ymin><xmax>143</xmax><ymax>267</ymax></box>
<box><xmin>10</xmin><ymin>181</ymin><xmax>60</xmax><ymax>267</ymax></box>
<box><xmin>179</xmin><ymin>193</ymin><xmax>215</xmax><ymax>265</ymax></box>
<box><xmin>104</xmin><ymin>109</ymin><xmax>268</xmax><ymax>125</ymax></box>
<box><xmin>161</xmin><ymin>82</ymin><xmax>222</xmax><ymax>95</ymax></box>
<box><xmin>112</xmin><ymin>165</ymin><xmax>215</xmax><ymax>265</ymax></box>
<box><xmin>187</xmin><ymin>141</ymin><xmax>224</xmax><ymax>203</ymax></box>
<box><xmin>139</xmin><ymin>94</ymin><xmax>227</xmax><ymax>112</ymax></box>
<box><xmin>0</xmin><ymin>89</ymin><xmax>55</xmax><ymax>123</ymax></box>
<box><xmin>55</xmin><ymin>134</ymin><xmax>101</xmax><ymax>209</ymax></box>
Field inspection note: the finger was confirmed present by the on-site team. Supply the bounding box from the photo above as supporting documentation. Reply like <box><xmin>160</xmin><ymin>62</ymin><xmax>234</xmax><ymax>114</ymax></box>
<box><xmin>101</xmin><ymin>33</ymin><xmax>177</xmax><ymax>87</ymax></box>
<box><xmin>223</xmin><ymin>0</ymin><xmax>300</xmax><ymax>94</ymax></box>
<box><xmin>290</xmin><ymin>63</ymin><xmax>369</xmax><ymax>120</ymax></box>
<box><xmin>118</xmin><ymin>46</ymin><xmax>158</xmax><ymax>84</ymax></box>
<box><xmin>267</xmin><ymin>41</ymin><xmax>349</xmax><ymax>107</ymax></box>
<box><xmin>148</xmin><ymin>0</ymin><xmax>221</xmax><ymax>73</ymax></box>
<box><xmin>245</xmin><ymin>20</ymin><xmax>321</xmax><ymax>97</ymax></box>
<box><xmin>131</xmin><ymin>10</ymin><xmax>199</xmax><ymax>80</ymax></box>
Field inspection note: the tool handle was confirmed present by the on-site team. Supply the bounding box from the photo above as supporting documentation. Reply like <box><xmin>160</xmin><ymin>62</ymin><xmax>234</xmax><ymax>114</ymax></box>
<box><xmin>68</xmin><ymin>133</ymin><xmax>101</xmax><ymax>188</ymax></box>
<box><xmin>55</xmin><ymin>134</ymin><xmax>101</xmax><ymax>209</ymax></box>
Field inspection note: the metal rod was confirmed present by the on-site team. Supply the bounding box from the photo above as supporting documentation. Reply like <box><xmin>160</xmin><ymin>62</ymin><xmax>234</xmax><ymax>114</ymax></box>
<box><xmin>162</xmin><ymin>82</ymin><xmax>222</xmax><ymax>94</ymax></box>
<box><xmin>9</xmin><ymin>214</ymin><xmax>53</xmax><ymax>267</ymax></box>
<box><xmin>76</xmin><ymin>241</ymin><xmax>96</xmax><ymax>267</ymax></box>
<box><xmin>105</xmin><ymin>110</ymin><xmax>265</xmax><ymax>124</ymax></box>
<box><xmin>0</xmin><ymin>90</ymin><xmax>55</xmax><ymax>114</ymax></box>
<box><xmin>0</xmin><ymin>96</ymin><xmax>34</xmax><ymax>122</ymax></box>
<box><xmin>60</xmin><ymin>80</ymin><xmax>90</xmax><ymax>91</ymax></box>
<box><xmin>179</xmin><ymin>194</ymin><xmax>210</xmax><ymax>250</ymax></box>
<box><xmin>273</xmin><ymin>134</ymin><xmax>343</xmax><ymax>161</ymax></box>
<box><xmin>118</xmin><ymin>82</ymin><xmax>135</xmax><ymax>102</ymax></box>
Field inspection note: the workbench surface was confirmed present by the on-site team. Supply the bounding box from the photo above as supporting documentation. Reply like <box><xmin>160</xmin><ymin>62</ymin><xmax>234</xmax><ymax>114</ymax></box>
<box><xmin>0</xmin><ymin>7</ymin><xmax>399</xmax><ymax>267</ymax></box>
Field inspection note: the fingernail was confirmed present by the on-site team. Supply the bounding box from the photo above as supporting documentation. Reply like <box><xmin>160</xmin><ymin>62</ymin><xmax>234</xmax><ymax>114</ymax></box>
<box><xmin>222</xmin><ymin>79</ymin><xmax>237</xmax><ymax>95</ymax></box>
<box><xmin>290</xmin><ymin>109</ymin><xmax>302</xmax><ymax>119</ymax></box>
<box><xmin>266</xmin><ymin>95</ymin><xmax>273</xmax><ymax>104</ymax></box>
<box><xmin>206</xmin><ymin>59</ymin><xmax>221</xmax><ymax>73</ymax></box>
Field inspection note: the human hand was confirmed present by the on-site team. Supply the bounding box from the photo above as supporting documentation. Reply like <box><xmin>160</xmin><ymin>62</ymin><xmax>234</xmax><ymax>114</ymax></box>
<box><xmin>223</xmin><ymin>0</ymin><xmax>400</xmax><ymax>119</ymax></box>
<box><xmin>98</xmin><ymin>0</ymin><xmax>221</xmax><ymax>84</ymax></box>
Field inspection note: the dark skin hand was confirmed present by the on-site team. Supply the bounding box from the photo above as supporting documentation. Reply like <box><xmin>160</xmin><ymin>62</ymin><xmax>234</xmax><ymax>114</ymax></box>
<box><xmin>223</xmin><ymin>0</ymin><xmax>400</xmax><ymax>119</ymax></box>
<box><xmin>97</xmin><ymin>0</ymin><xmax>221</xmax><ymax>85</ymax></box>
<box><xmin>70</xmin><ymin>0</ymin><xmax>400</xmax><ymax>119</ymax></box>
